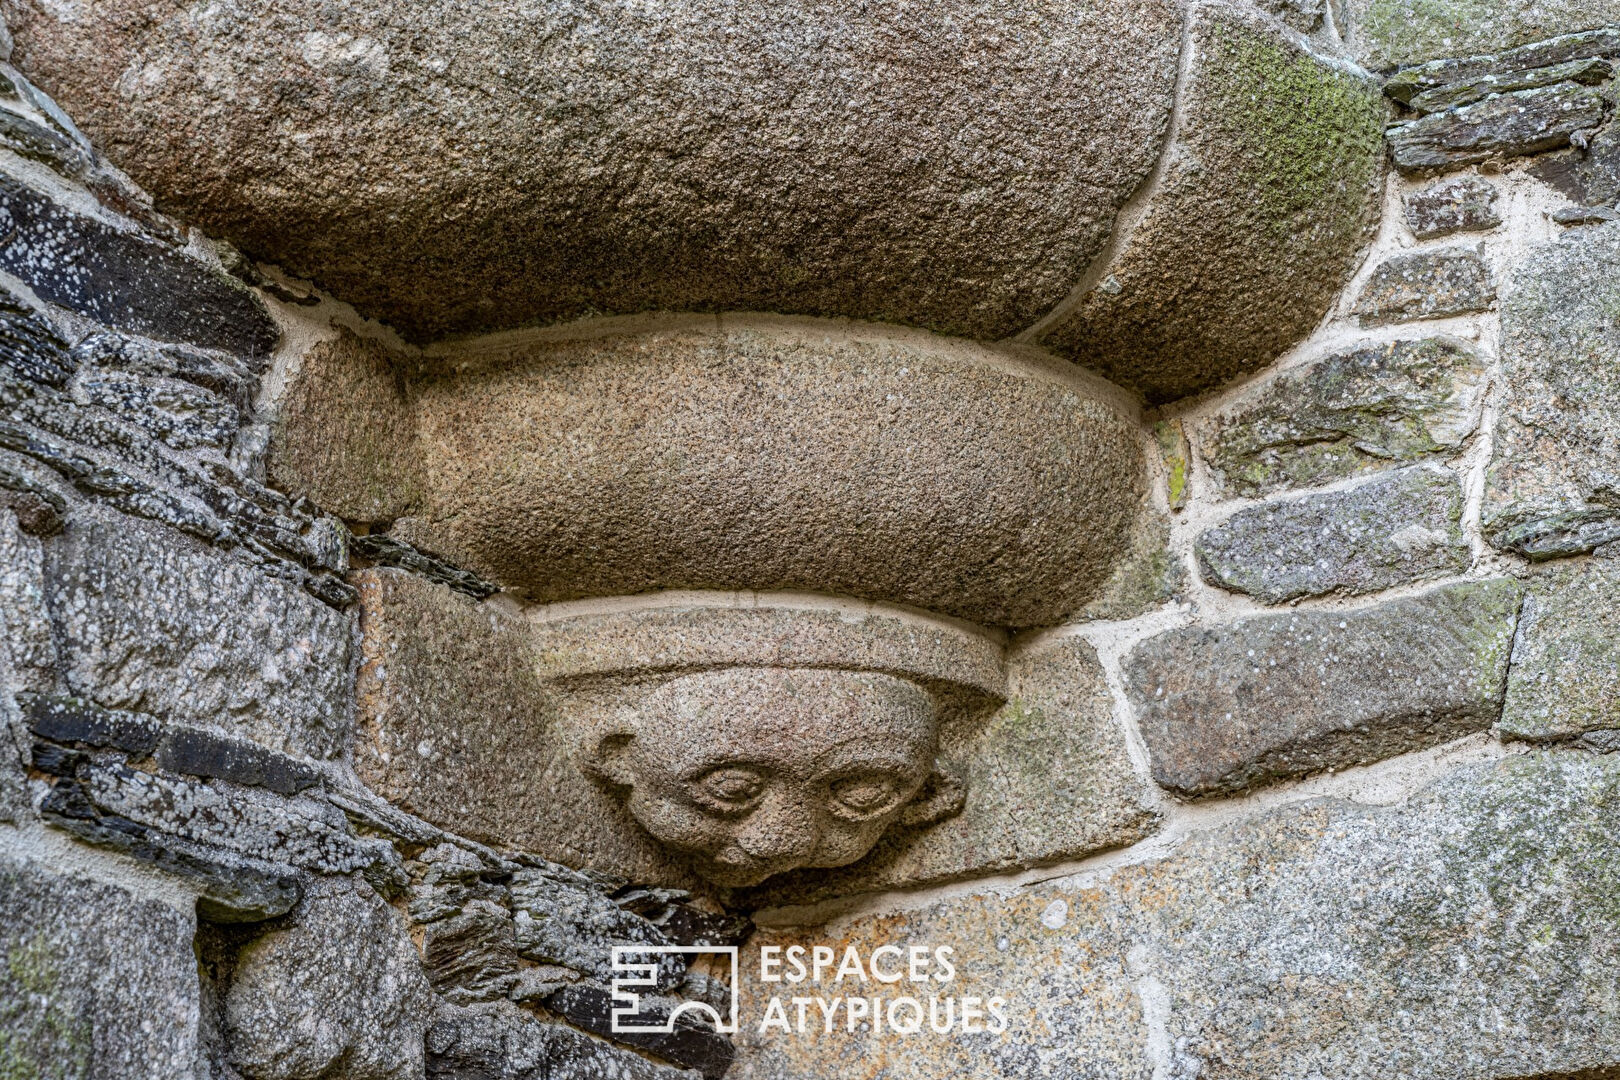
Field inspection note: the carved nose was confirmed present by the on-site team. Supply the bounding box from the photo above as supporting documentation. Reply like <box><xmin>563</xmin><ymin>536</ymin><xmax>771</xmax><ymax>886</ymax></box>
<box><xmin>734</xmin><ymin>794</ymin><xmax>819</xmax><ymax>868</ymax></box>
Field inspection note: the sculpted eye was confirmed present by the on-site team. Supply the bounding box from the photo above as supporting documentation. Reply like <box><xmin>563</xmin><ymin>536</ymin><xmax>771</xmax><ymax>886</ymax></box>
<box><xmin>694</xmin><ymin>766</ymin><xmax>766</xmax><ymax>810</ymax></box>
<box><xmin>829</xmin><ymin>775</ymin><xmax>901</xmax><ymax>819</ymax></box>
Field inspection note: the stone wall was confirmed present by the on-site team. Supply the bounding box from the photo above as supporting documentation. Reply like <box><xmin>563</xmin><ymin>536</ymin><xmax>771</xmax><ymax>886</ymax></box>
<box><xmin>0</xmin><ymin>2</ymin><xmax>1616</xmax><ymax>1079</ymax></box>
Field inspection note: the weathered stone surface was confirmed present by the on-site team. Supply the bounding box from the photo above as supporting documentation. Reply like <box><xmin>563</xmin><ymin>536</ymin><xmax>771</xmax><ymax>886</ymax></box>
<box><xmin>422</xmin><ymin>899</ymin><xmax>519</xmax><ymax>1003</ymax></box>
<box><xmin>1068</xmin><ymin>504</ymin><xmax>1185</xmax><ymax>622</ymax></box>
<box><xmin>0</xmin><ymin>853</ymin><xmax>200</xmax><ymax>1079</ymax></box>
<box><xmin>1407</xmin><ymin>56</ymin><xmax>1614</xmax><ymax>113</ymax></box>
<box><xmin>1403</xmin><ymin>174</ymin><xmax>1502</xmax><ymax>238</ymax></box>
<box><xmin>1354</xmin><ymin>247</ymin><xmax>1496</xmax><ymax>324</ymax></box>
<box><xmin>390</xmin><ymin>320</ymin><xmax>1143</xmax><ymax>627</ymax></box>
<box><xmin>743</xmin><ymin>635</ymin><xmax>1158</xmax><ymax>905</ymax></box>
<box><xmin>1486</xmin><ymin>223</ymin><xmax>1620</xmax><ymax>558</ymax></box>
<box><xmin>1201</xmin><ymin>336</ymin><xmax>1487</xmax><ymax>497</ymax></box>
<box><xmin>0</xmin><ymin>172</ymin><xmax>277</xmax><ymax>357</ymax></box>
<box><xmin>39</xmin><ymin>779</ymin><xmax>302</xmax><ymax>923</ymax></box>
<box><xmin>1256</xmin><ymin>0</ymin><xmax>1325</xmax><ymax>32</ymax></box>
<box><xmin>427</xmin><ymin>1001</ymin><xmax>701</xmax><ymax>1080</ymax></box>
<box><xmin>350</xmin><ymin>533</ymin><xmax>496</xmax><ymax>600</ymax></box>
<box><xmin>734</xmin><ymin>750</ymin><xmax>1620</xmax><ymax>1080</ymax></box>
<box><xmin>43</xmin><ymin>512</ymin><xmax>353</xmax><ymax>759</ymax></box>
<box><xmin>1502</xmin><ymin>560</ymin><xmax>1620</xmax><ymax>742</ymax></box>
<box><xmin>75</xmin><ymin>760</ymin><xmax>388</xmax><ymax>875</ymax></box>
<box><xmin>0</xmin><ymin>506</ymin><xmax>53</xmax><ymax>691</ymax></box>
<box><xmin>350</xmin><ymin>568</ymin><xmax>666</xmax><ymax>877</ymax></box>
<box><xmin>1386</xmin><ymin>82</ymin><xmax>1611</xmax><ymax>174</ymax></box>
<box><xmin>1344</xmin><ymin>5</ymin><xmax>1620</xmax><ymax>70</ymax></box>
<box><xmin>1533</xmin><ymin>113</ymin><xmax>1620</xmax><ymax>207</ymax></box>
<box><xmin>73</xmin><ymin>330</ymin><xmax>260</xmax><ymax>412</ymax></box>
<box><xmin>268</xmin><ymin>329</ymin><xmax>417</xmax><ymax>524</ymax></box>
<box><xmin>223</xmin><ymin>877</ymin><xmax>434</xmax><ymax>1080</ymax></box>
<box><xmin>1122</xmin><ymin>578</ymin><xmax>1520</xmax><ymax>797</ymax></box>
<box><xmin>1039</xmin><ymin>1</ymin><xmax>1385</xmax><ymax>402</ymax></box>
<box><xmin>509</xmin><ymin>869</ymin><xmax>678</xmax><ymax>986</ymax></box>
<box><xmin>545</xmin><ymin>984</ymin><xmax>735</xmax><ymax>1080</ymax></box>
<box><xmin>5</xmin><ymin>0</ymin><xmax>1183</xmax><ymax>343</ymax></box>
<box><xmin>73</xmin><ymin>371</ymin><xmax>239</xmax><ymax>452</ymax></box>
<box><xmin>1195</xmin><ymin>466</ymin><xmax>1470</xmax><ymax>604</ymax></box>
<box><xmin>0</xmin><ymin>286</ymin><xmax>73</xmax><ymax>387</ymax></box>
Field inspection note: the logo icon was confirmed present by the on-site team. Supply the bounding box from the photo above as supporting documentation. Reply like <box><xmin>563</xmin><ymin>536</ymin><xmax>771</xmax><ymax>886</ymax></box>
<box><xmin>610</xmin><ymin>945</ymin><xmax>740</xmax><ymax>1035</ymax></box>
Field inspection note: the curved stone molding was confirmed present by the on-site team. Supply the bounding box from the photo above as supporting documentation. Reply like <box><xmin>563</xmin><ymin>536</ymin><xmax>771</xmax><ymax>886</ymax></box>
<box><xmin>375</xmin><ymin>318</ymin><xmax>1146</xmax><ymax>629</ymax></box>
<box><xmin>1038</xmin><ymin>1</ymin><xmax>1386</xmax><ymax>402</ymax></box>
<box><xmin>5</xmin><ymin>0</ymin><xmax>1181</xmax><ymax>342</ymax></box>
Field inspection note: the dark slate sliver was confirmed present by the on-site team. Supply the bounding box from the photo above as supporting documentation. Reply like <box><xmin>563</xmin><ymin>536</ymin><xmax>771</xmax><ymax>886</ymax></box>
<box><xmin>71</xmin><ymin>330</ymin><xmax>261</xmax><ymax>410</ymax></box>
<box><xmin>1386</xmin><ymin>83</ymin><xmax>1610</xmax><ymax>175</ymax></box>
<box><xmin>0</xmin><ymin>173</ymin><xmax>279</xmax><ymax>358</ymax></box>
<box><xmin>154</xmin><ymin>726</ymin><xmax>322</xmax><ymax>795</ymax></box>
<box><xmin>0</xmin><ymin>289</ymin><xmax>73</xmax><ymax>387</ymax></box>
<box><xmin>22</xmin><ymin>692</ymin><xmax>162</xmax><ymax>755</ymax></box>
<box><xmin>1405</xmin><ymin>57</ymin><xmax>1613</xmax><ymax>115</ymax></box>
<box><xmin>543</xmin><ymin>983</ymin><xmax>736</xmax><ymax>1080</ymax></box>
<box><xmin>351</xmin><ymin>532</ymin><xmax>498</xmax><ymax>599</ymax></box>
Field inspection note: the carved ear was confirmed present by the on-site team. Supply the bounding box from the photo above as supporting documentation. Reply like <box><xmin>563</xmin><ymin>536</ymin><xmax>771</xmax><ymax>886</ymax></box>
<box><xmin>899</xmin><ymin>765</ymin><xmax>966</xmax><ymax>827</ymax></box>
<box><xmin>584</xmin><ymin>732</ymin><xmax>636</xmax><ymax>789</ymax></box>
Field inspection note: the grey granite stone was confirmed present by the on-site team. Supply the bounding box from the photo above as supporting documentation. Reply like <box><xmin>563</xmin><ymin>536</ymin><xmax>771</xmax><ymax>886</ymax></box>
<box><xmin>1346</xmin><ymin>6</ymin><xmax>1620</xmax><ymax>71</ymax></box>
<box><xmin>1122</xmin><ymin>579</ymin><xmax>1521</xmax><ymax>796</ymax></box>
<box><xmin>1403</xmin><ymin>174</ymin><xmax>1502</xmax><ymax>238</ymax></box>
<box><xmin>5</xmin><ymin>0</ymin><xmax>1182</xmax><ymax>343</ymax></box>
<box><xmin>1255</xmin><ymin>0</ymin><xmax>1325</xmax><ymax>31</ymax></box>
<box><xmin>0</xmin><ymin>851</ymin><xmax>200</xmax><ymax>1079</ymax></box>
<box><xmin>1353</xmin><ymin>247</ymin><xmax>1496</xmax><ymax>324</ymax></box>
<box><xmin>1200</xmin><ymin>336</ymin><xmax>1487</xmax><ymax>497</ymax></box>
<box><xmin>223</xmin><ymin>877</ymin><xmax>434</xmax><ymax>1080</ymax></box>
<box><xmin>508</xmin><ymin>868</ymin><xmax>679</xmax><ymax>987</ymax></box>
<box><xmin>267</xmin><ymin>329</ymin><xmax>418</xmax><ymax>524</ymax></box>
<box><xmin>1386</xmin><ymin>82</ymin><xmax>1610</xmax><ymax>175</ymax></box>
<box><xmin>1485</xmin><ymin>222</ymin><xmax>1620</xmax><ymax>558</ymax></box>
<box><xmin>0</xmin><ymin>506</ymin><xmax>54</xmax><ymax>692</ymax></box>
<box><xmin>38</xmin><ymin>780</ymin><xmax>302</xmax><ymax>924</ymax></box>
<box><xmin>426</xmin><ymin>1001</ymin><xmax>702</xmax><ymax>1080</ymax></box>
<box><xmin>1038</xmin><ymin>1</ymin><xmax>1385</xmax><ymax>402</ymax></box>
<box><xmin>1196</xmin><ymin>466</ymin><xmax>1470</xmax><ymax>604</ymax></box>
<box><xmin>0</xmin><ymin>172</ymin><xmax>277</xmax><ymax>358</ymax></box>
<box><xmin>421</xmin><ymin>899</ymin><xmax>519</xmax><ymax>1004</ymax></box>
<box><xmin>72</xmin><ymin>371</ymin><xmax>239</xmax><ymax>452</ymax></box>
<box><xmin>43</xmin><ymin>512</ymin><xmax>354</xmax><ymax>759</ymax></box>
<box><xmin>1501</xmin><ymin>560</ymin><xmax>1620</xmax><ymax>742</ymax></box>
<box><xmin>734</xmin><ymin>750</ymin><xmax>1620</xmax><ymax>1080</ymax></box>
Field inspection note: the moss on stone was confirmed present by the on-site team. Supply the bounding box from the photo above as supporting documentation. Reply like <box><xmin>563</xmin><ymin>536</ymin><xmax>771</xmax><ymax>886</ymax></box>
<box><xmin>1201</xmin><ymin>21</ymin><xmax>1386</xmax><ymax>244</ymax></box>
<box><xmin>0</xmin><ymin>935</ymin><xmax>93</xmax><ymax>1080</ymax></box>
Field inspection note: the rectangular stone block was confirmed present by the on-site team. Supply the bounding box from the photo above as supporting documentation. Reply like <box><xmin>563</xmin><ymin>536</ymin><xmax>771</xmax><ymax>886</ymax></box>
<box><xmin>0</xmin><ymin>851</ymin><xmax>200</xmax><ymax>1079</ymax></box>
<box><xmin>0</xmin><ymin>507</ymin><xmax>54</xmax><ymax>692</ymax></box>
<box><xmin>1502</xmin><ymin>560</ymin><xmax>1620</xmax><ymax>742</ymax></box>
<box><xmin>352</xmin><ymin>568</ymin><xmax>691</xmax><ymax>885</ymax></box>
<box><xmin>1485</xmin><ymin>222</ymin><xmax>1620</xmax><ymax>558</ymax></box>
<box><xmin>1200</xmin><ymin>337</ymin><xmax>1486</xmax><ymax>498</ymax></box>
<box><xmin>43</xmin><ymin>511</ymin><xmax>353</xmax><ymax>759</ymax></box>
<box><xmin>1195</xmin><ymin>465</ymin><xmax>1469</xmax><ymax>604</ymax></box>
<box><xmin>1123</xmin><ymin>578</ymin><xmax>1521</xmax><ymax>797</ymax></box>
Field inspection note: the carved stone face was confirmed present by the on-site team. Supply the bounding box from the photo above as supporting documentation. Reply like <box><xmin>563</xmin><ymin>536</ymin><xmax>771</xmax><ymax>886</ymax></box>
<box><xmin>587</xmin><ymin>666</ymin><xmax>961</xmax><ymax>887</ymax></box>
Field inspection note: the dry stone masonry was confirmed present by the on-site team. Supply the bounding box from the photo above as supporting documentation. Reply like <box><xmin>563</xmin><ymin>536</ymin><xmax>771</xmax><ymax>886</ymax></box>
<box><xmin>0</xmin><ymin>1</ymin><xmax>1615</xmax><ymax>1078</ymax></box>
